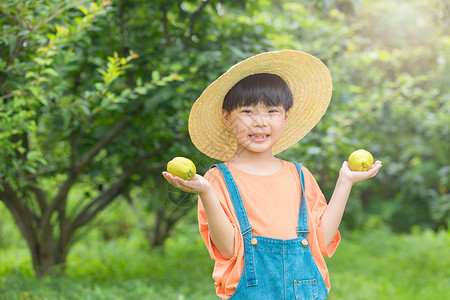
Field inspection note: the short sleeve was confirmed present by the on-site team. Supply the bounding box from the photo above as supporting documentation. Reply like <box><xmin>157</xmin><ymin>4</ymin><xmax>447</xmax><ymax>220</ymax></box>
<box><xmin>197</xmin><ymin>168</ymin><xmax>242</xmax><ymax>264</ymax></box>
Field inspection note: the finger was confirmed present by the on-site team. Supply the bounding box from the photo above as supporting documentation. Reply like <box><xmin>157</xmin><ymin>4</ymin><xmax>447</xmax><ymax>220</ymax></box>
<box><xmin>369</xmin><ymin>161</ymin><xmax>382</xmax><ymax>169</ymax></box>
<box><xmin>371</xmin><ymin>161</ymin><xmax>382</xmax><ymax>169</ymax></box>
<box><xmin>162</xmin><ymin>172</ymin><xmax>178</xmax><ymax>184</ymax></box>
<box><xmin>372</xmin><ymin>160</ymin><xmax>381</xmax><ymax>167</ymax></box>
<box><xmin>367</xmin><ymin>162</ymin><xmax>382</xmax><ymax>177</ymax></box>
<box><xmin>162</xmin><ymin>172</ymin><xmax>185</xmax><ymax>187</ymax></box>
<box><xmin>163</xmin><ymin>171</ymin><xmax>184</xmax><ymax>182</ymax></box>
<box><xmin>341</xmin><ymin>161</ymin><xmax>351</xmax><ymax>171</ymax></box>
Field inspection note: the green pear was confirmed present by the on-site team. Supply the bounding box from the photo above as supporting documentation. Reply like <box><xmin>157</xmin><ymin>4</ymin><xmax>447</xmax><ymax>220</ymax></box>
<box><xmin>348</xmin><ymin>149</ymin><xmax>373</xmax><ymax>171</ymax></box>
<box><xmin>167</xmin><ymin>157</ymin><xmax>196</xmax><ymax>180</ymax></box>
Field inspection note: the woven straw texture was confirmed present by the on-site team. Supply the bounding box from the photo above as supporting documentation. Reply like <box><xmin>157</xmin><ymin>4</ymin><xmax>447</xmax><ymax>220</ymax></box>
<box><xmin>188</xmin><ymin>50</ymin><xmax>332</xmax><ymax>162</ymax></box>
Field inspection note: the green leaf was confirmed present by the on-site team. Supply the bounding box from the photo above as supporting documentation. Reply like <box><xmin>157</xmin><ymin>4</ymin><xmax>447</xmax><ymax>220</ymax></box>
<box><xmin>77</xmin><ymin>5</ymin><xmax>89</xmax><ymax>15</ymax></box>
<box><xmin>152</xmin><ymin>70</ymin><xmax>160</xmax><ymax>82</ymax></box>
<box><xmin>24</xmin><ymin>165</ymin><xmax>37</xmax><ymax>174</ymax></box>
<box><xmin>62</xmin><ymin>109</ymin><xmax>71</xmax><ymax>129</ymax></box>
<box><xmin>120</xmin><ymin>89</ymin><xmax>132</xmax><ymax>97</ymax></box>
<box><xmin>8</xmin><ymin>35</ymin><xmax>17</xmax><ymax>56</ymax></box>
<box><xmin>74</xmin><ymin>17</ymin><xmax>84</xmax><ymax>24</ymax></box>
<box><xmin>25</xmin><ymin>71</ymin><xmax>38</xmax><ymax>79</ymax></box>
<box><xmin>38</xmin><ymin>98</ymin><xmax>49</xmax><ymax>106</ymax></box>
<box><xmin>95</xmin><ymin>82</ymin><xmax>104</xmax><ymax>91</ymax></box>
<box><xmin>18</xmin><ymin>29</ymin><xmax>30</xmax><ymax>37</ymax></box>
<box><xmin>43</xmin><ymin>68</ymin><xmax>59</xmax><ymax>76</ymax></box>
<box><xmin>26</xmin><ymin>150</ymin><xmax>39</xmax><ymax>161</ymax></box>
<box><xmin>79</xmin><ymin>104</ymin><xmax>91</xmax><ymax>115</ymax></box>
<box><xmin>135</xmin><ymin>87</ymin><xmax>147</xmax><ymax>95</ymax></box>
<box><xmin>100</xmin><ymin>98</ymin><xmax>110</xmax><ymax>107</ymax></box>
<box><xmin>98</xmin><ymin>68</ymin><xmax>107</xmax><ymax>77</ymax></box>
<box><xmin>34</xmin><ymin>57</ymin><xmax>52</xmax><ymax>66</ymax></box>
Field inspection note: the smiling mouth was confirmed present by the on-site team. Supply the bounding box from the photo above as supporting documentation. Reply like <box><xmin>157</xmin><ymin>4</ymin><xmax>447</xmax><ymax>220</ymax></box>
<box><xmin>249</xmin><ymin>134</ymin><xmax>269</xmax><ymax>139</ymax></box>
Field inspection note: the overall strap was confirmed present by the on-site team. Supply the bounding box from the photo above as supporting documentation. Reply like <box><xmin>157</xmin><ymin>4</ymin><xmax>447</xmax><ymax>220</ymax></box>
<box><xmin>212</xmin><ymin>164</ymin><xmax>257</xmax><ymax>287</ymax></box>
<box><xmin>212</xmin><ymin>164</ymin><xmax>253</xmax><ymax>235</ymax></box>
<box><xmin>293</xmin><ymin>162</ymin><xmax>309</xmax><ymax>236</ymax></box>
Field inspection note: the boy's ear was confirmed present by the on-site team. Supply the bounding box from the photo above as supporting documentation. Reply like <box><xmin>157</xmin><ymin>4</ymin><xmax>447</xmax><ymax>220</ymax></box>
<box><xmin>222</xmin><ymin>109</ymin><xmax>231</xmax><ymax>128</ymax></box>
<box><xmin>284</xmin><ymin>108</ymin><xmax>291</xmax><ymax>123</ymax></box>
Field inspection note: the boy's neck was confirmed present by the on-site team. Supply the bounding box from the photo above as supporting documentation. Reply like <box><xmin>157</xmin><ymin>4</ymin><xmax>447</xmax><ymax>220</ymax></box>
<box><xmin>227</xmin><ymin>153</ymin><xmax>283</xmax><ymax>176</ymax></box>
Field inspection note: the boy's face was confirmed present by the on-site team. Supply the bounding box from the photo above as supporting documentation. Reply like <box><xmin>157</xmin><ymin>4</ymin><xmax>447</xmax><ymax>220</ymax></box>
<box><xmin>222</xmin><ymin>102</ymin><xmax>290</xmax><ymax>157</ymax></box>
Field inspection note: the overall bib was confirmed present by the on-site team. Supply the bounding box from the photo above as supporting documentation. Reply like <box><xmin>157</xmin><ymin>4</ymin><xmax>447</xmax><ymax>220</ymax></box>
<box><xmin>214</xmin><ymin>163</ymin><xmax>328</xmax><ymax>300</ymax></box>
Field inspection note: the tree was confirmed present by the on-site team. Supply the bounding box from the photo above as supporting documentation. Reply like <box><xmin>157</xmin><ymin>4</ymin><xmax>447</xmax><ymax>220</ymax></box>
<box><xmin>0</xmin><ymin>0</ymin><xmax>276</xmax><ymax>277</ymax></box>
<box><xmin>0</xmin><ymin>0</ymin><xmax>154</xmax><ymax>277</ymax></box>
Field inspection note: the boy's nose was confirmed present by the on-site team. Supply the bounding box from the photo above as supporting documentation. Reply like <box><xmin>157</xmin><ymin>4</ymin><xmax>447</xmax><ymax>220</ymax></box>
<box><xmin>253</xmin><ymin>114</ymin><xmax>268</xmax><ymax>127</ymax></box>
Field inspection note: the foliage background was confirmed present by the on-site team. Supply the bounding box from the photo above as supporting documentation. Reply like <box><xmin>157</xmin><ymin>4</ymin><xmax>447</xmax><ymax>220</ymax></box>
<box><xmin>1</xmin><ymin>0</ymin><xmax>449</xmax><ymax>298</ymax></box>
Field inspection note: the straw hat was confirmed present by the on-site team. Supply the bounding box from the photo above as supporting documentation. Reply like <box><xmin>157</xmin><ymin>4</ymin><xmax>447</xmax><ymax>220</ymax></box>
<box><xmin>188</xmin><ymin>50</ymin><xmax>332</xmax><ymax>161</ymax></box>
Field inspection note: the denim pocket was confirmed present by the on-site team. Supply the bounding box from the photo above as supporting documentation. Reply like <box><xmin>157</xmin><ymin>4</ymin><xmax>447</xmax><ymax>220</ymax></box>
<box><xmin>293</xmin><ymin>278</ymin><xmax>318</xmax><ymax>300</ymax></box>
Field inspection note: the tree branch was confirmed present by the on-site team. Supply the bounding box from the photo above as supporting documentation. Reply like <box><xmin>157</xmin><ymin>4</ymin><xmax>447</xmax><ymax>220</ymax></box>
<box><xmin>118</xmin><ymin>1</ymin><xmax>134</xmax><ymax>86</ymax></box>
<box><xmin>0</xmin><ymin>7</ymin><xmax>23</xmax><ymax>26</ymax></box>
<box><xmin>30</xmin><ymin>184</ymin><xmax>47</xmax><ymax>214</ymax></box>
<box><xmin>119</xmin><ymin>1</ymin><xmax>130</xmax><ymax>57</ymax></box>
<box><xmin>69</xmin><ymin>129</ymin><xmax>79</xmax><ymax>167</ymax></box>
<box><xmin>160</xmin><ymin>5</ymin><xmax>171</xmax><ymax>45</ymax></box>
<box><xmin>42</xmin><ymin>119</ymin><xmax>129</xmax><ymax>236</ymax></box>
<box><xmin>183</xmin><ymin>0</ymin><xmax>210</xmax><ymax>51</ymax></box>
<box><xmin>40</xmin><ymin>170</ymin><xmax>77</xmax><ymax>238</ymax></box>
<box><xmin>75</xmin><ymin>119</ymin><xmax>129</xmax><ymax>173</ymax></box>
<box><xmin>66</xmin><ymin>159</ymin><xmax>136</xmax><ymax>235</ymax></box>
<box><xmin>0</xmin><ymin>183</ymin><xmax>38</xmax><ymax>250</ymax></box>
<box><xmin>123</xmin><ymin>191</ymin><xmax>153</xmax><ymax>245</ymax></box>
<box><xmin>66</xmin><ymin>137</ymin><xmax>180</xmax><ymax>237</ymax></box>
<box><xmin>12</xmin><ymin>130</ymin><xmax>48</xmax><ymax>215</ymax></box>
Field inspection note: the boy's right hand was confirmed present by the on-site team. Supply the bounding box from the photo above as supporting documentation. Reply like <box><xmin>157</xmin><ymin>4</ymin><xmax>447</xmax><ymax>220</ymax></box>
<box><xmin>162</xmin><ymin>172</ymin><xmax>211</xmax><ymax>196</ymax></box>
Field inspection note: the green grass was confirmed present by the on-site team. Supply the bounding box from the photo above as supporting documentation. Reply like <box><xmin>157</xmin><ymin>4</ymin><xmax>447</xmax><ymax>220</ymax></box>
<box><xmin>1</xmin><ymin>227</ymin><xmax>449</xmax><ymax>299</ymax></box>
<box><xmin>327</xmin><ymin>229</ymin><xmax>450</xmax><ymax>299</ymax></box>
<box><xmin>0</xmin><ymin>225</ymin><xmax>216</xmax><ymax>300</ymax></box>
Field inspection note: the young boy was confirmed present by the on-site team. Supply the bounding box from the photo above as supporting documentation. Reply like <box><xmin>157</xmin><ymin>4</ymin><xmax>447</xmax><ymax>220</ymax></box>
<box><xmin>163</xmin><ymin>50</ymin><xmax>382</xmax><ymax>299</ymax></box>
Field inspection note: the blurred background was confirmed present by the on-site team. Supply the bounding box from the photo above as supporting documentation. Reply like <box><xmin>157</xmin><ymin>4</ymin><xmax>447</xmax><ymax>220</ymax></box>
<box><xmin>0</xmin><ymin>0</ymin><xmax>449</xmax><ymax>299</ymax></box>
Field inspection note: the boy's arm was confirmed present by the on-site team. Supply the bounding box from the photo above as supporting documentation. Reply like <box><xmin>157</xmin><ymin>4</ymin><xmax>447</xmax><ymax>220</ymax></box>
<box><xmin>198</xmin><ymin>187</ymin><xmax>235</xmax><ymax>259</ymax></box>
<box><xmin>321</xmin><ymin>161</ymin><xmax>382</xmax><ymax>247</ymax></box>
<box><xmin>162</xmin><ymin>172</ymin><xmax>235</xmax><ymax>259</ymax></box>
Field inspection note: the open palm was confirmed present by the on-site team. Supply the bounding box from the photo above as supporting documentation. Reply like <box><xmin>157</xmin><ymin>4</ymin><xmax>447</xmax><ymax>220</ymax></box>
<box><xmin>339</xmin><ymin>160</ymin><xmax>382</xmax><ymax>185</ymax></box>
<box><xmin>162</xmin><ymin>172</ymin><xmax>211</xmax><ymax>196</ymax></box>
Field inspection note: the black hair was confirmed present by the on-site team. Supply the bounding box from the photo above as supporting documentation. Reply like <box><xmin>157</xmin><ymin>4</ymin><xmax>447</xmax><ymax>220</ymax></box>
<box><xmin>222</xmin><ymin>73</ymin><xmax>293</xmax><ymax>112</ymax></box>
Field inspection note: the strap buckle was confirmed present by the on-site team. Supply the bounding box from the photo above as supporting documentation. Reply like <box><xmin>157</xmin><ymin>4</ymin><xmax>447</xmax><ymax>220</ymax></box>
<box><xmin>242</xmin><ymin>226</ymin><xmax>253</xmax><ymax>236</ymax></box>
<box><xmin>297</xmin><ymin>226</ymin><xmax>309</xmax><ymax>234</ymax></box>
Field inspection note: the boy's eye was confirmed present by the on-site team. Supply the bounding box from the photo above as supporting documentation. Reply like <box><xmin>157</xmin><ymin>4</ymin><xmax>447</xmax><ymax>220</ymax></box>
<box><xmin>269</xmin><ymin>107</ymin><xmax>283</xmax><ymax>113</ymax></box>
<box><xmin>241</xmin><ymin>109</ymin><xmax>252</xmax><ymax>113</ymax></box>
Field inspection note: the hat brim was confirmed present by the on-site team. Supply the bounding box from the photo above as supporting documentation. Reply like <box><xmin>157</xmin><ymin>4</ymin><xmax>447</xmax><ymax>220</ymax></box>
<box><xmin>188</xmin><ymin>50</ymin><xmax>332</xmax><ymax>162</ymax></box>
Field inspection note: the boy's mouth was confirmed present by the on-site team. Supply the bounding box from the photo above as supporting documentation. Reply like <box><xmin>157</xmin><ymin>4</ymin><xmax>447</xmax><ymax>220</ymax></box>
<box><xmin>249</xmin><ymin>134</ymin><xmax>269</xmax><ymax>141</ymax></box>
<box><xmin>250</xmin><ymin>134</ymin><xmax>269</xmax><ymax>138</ymax></box>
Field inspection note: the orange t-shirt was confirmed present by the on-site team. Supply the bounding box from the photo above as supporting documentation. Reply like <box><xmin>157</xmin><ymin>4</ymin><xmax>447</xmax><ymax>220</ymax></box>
<box><xmin>198</xmin><ymin>160</ymin><xmax>340</xmax><ymax>300</ymax></box>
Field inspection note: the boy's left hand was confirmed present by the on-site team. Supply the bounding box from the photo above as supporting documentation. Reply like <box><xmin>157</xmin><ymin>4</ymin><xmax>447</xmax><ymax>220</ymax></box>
<box><xmin>339</xmin><ymin>160</ymin><xmax>382</xmax><ymax>185</ymax></box>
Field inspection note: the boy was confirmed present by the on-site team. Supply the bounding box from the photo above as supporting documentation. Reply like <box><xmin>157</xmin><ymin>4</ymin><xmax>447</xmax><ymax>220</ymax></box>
<box><xmin>163</xmin><ymin>50</ymin><xmax>382</xmax><ymax>299</ymax></box>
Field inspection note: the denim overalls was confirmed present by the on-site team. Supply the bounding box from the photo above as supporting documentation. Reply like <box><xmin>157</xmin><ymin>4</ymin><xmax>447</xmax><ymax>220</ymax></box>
<box><xmin>214</xmin><ymin>162</ymin><xmax>328</xmax><ymax>300</ymax></box>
